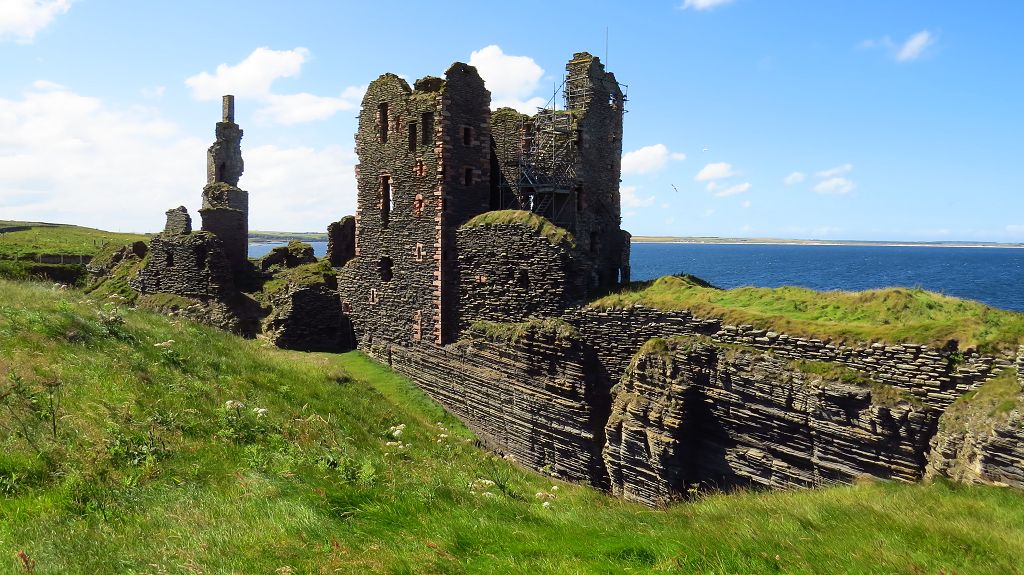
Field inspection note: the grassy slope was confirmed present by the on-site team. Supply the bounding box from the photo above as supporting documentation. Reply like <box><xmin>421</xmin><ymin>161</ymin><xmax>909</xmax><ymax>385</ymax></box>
<box><xmin>1</xmin><ymin>280</ymin><xmax>1024</xmax><ymax>574</ymax></box>
<box><xmin>592</xmin><ymin>274</ymin><xmax>1024</xmax><ymax>354</ymax></box>
<box><xmin>463</xmin><ymin>210</ymin><xmax>576</xmax><ymax>248</ymax></box>
<box><xmin>0</xmin><ymin>221</ymin><xmax>148</xmax><ymax>260</ymax></box>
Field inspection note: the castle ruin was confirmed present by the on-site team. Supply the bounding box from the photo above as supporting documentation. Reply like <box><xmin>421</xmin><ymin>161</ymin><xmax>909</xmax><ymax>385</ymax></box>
<box><xmin>109</xmin><ymin>53</ymin><xmax>1024</xmax><ymax>507</ymax></box>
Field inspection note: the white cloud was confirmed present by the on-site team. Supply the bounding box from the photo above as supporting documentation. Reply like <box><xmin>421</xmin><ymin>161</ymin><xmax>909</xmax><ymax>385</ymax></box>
<box><xmin>186</xmin><ymin>47</ymin><xmax>309</xmax><ymax>100</ymax></box>
<box><xmin>815</xmin><ymin>163</ymin><xmax>852</xmax><ymax>178</ymax></box>
<box><xmin>897</xmin><ymin>30</ymin><xmax>935</xmax><ymax>62</ymax></box>
<box><xmin>621</xmin><ymin>144</ymin><xmax>684</xmax><ymax>175</ymax></box>
<box><xmin>0</xmin><ymin>82</ymin><xmax>356</xmax><ymax>233</ymax></box>
<box><xmin>141</xmin><ymin>86</ymin><xmax>166</xmax><ymax>99</ymax></box>
<box><xmin>695</xmin><ymin>162</ymin><xmax>735</xmax><ymax>181</ymax></box>
<box><xmin>741</xmin><ymin>200</ymin><xmax>752</xmax><ymax>208</ymax></box>
<box><xmin>244</xmin><ymin>144</ymin><xmax>357</xmax><ymax>231</ymax></box>
<box><xmin>255</xmin><ymin>92</ymin><xmax>356</xmax><ymax>125</ymax></box>
<box><xmin>185</xmin><ymin>48</ymin><xmax>363</xmax><ymax>125</ymax></box>
<box><xmin>681</xmin><ymin>0</ymin><xmax>735</xmax><ymax>10</ymax></box>
<box><xmin>706</xmin><ymin>181</ymin><xmax>719</xmax><ymax>192</ymax></box>
<box><xmin>469</xmin><ymin>45</ymin><xmax>546</xmax><ymax>113</ymax></box>
<box><xmin>0</xmin><ymin>0</ymin><xmax>70</xmax><ymax>43</ymax></box>
<box><xmin>783</xmin><ymin>171</ymin><xmax>805</xmax><ymax>185</ymax></box>
<box><xmin>860</xmin><ymin>30</ymin><xmax>936</xmax><ymax>63</ymax></box>
<box><xmin>813</xmin><ymin>177</ymin><xmax>855</xmax><ymax>195</ymax></box>
<box><xmin>670</xmin><ymin>152</ymin><xmax>687</xmax><ymax>161</ymax></box>
<box><xmin>714</xmin><ymin>182</ymin><xmax>751</xmax><ymax>197</ymax></box>
<box><xmin>621</xmin><ymin>185</ymin><xmax>656</xmax><ymax>208</ymax></box>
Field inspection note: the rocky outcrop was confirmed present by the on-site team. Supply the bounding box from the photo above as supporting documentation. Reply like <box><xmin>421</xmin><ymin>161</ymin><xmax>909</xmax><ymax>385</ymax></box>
<box><xmin>371</xmin><ymin>320</ymin><xmax>608</xmax><ymax>485</ymax></box>
<box><xmin>258</xmin><ymin>241</ymin><xmax>316</xmax><ymax>272</ymax></box>
<box><xmin>604</xmin><ymin>337</ymin><xmax>938</xmax><ymax>506</ymax></box>
<box><xmin>926</xmin><ymin>359</ymin><xmax>1024</xmax><ymax>488</ymax></box>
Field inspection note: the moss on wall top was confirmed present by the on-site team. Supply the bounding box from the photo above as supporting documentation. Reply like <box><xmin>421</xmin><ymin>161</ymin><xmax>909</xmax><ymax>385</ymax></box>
<box><xmin>462</xmin><ymin>210</ymin><xmax>576</xmax><ymax>249</ymax></box>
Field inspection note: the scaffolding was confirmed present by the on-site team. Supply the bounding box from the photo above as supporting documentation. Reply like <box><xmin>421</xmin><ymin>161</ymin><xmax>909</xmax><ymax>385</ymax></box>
<box><xmin>495</xmin><ymin>73</ymin><xmax>627</xmax><ymax>231</ymax></box>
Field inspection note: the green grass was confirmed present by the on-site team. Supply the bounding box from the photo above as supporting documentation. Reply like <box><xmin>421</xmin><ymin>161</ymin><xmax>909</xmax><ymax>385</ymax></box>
<box><xmin>463</xmin><ymin>210</ymin><xmax>576</xmax><ymax>248</ymax></box>
<box><xmin>0</xmin><ymin>221</ymin><xmax>148</xmax><ymax>260</ymax></box>
<box><xmin>261</xmin><ymin>260</ymin><xmax>337</xmax><ymax>298</ymax></box>
<box><xmin>2</xmin><ymin>279</ymin><xmax>1024</xmax><ymax>574</ymax></box>
<box><xmin>940</xmin><ymin>367</ymin><xmax>1022</xmax><ymax>433</ymax></box>
<box><xmin>789</xmin><ymin>360</ymin><xmax>922</xmax><ymax>408</ymax></box>
<box><xmin>592</xmin><ymin>274</ymin><xmax>1024</xmax><ymax>354</ymax></box>
<box><xmin>468</xmin><ymin>318</ymin><xmax>579</xmax><ymax>343</ymax></box>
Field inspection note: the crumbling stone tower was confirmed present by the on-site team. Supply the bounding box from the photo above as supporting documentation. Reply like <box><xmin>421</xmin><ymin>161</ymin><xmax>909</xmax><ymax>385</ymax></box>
<box><xmin>200</xmin><ymin>95</ymin><xmax>249</xmax><ymax>274</ymax></box>
<box><xmin>490</xmin><ymin>53</ymin><xmax>630</xmax><ymax>288</ymax></box>
<box><xmin>339</xmin><ymin>63</ymin><xmax>491</xmax><ymax>346</ymax></box>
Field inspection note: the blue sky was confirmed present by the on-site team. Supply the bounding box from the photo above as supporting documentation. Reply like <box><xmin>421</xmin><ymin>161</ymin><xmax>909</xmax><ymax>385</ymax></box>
<box><xmin>1</xmin><ymin>0</ymin><xmax>1021</xmax><ymax>241</ymax></box>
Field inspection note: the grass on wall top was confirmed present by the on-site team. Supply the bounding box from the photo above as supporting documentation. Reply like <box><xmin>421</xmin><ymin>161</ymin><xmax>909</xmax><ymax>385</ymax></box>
<box><xmin>463</xmin><ymin>210</ymin><xmax>576</xmax><ymax>249</ymax></box>
<box><xmin>590</xmin><ymin>274</ymin><xmax>1024</xmax><ymax>354</ymax></box>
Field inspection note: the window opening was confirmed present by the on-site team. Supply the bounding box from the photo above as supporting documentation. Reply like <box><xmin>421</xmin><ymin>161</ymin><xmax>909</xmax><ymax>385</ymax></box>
<box><xmin>381</xmin><ymin>175</ymin><xmax>391</xmax><ymax>228</ymax></box>
<box><xmin>378</xmin><ymin>103</ymin><xmax>389</xmax><ymax>143</ymax></box>
<box><xmin>463</xmin><ymin>168</ymin><xmax>473</xmax><ymax>186</ymax></box>
<box><xmin>379</xmin><ymin>257</ymin><xmax>394</xmax><ymax>282</ymax></box>
<box><xmin>421</xmin><ymin>113</ymin><xmax>433</xmax><ymax>144</ymax></box>
<box><xmin>408</xmin><ymin>123</ymin><xmax>417</xmax><ymax>151</ymax></box>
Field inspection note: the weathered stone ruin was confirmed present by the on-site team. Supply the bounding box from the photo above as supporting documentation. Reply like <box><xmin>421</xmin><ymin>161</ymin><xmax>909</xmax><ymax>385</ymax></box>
<box><xmin>333</xmin><ymin>52</ymin><xmax>1024</xmax><ymax>506</ymax></box>
<box><xmin>96</xmin><ymin>52</ymin><xmax>1021</xmax><ymax>506</ymax></box>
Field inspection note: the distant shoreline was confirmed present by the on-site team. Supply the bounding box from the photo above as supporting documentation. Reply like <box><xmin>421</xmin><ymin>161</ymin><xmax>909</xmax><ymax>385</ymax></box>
<box><xmin>629</xmin><ymin>237</ymin><xmax>1024</xmax><ymax>249</ymax></box>
<box><xmin>248</xmin><ymin>233</ymin><xmax>1024</xmax><ymax>249</ymax></box>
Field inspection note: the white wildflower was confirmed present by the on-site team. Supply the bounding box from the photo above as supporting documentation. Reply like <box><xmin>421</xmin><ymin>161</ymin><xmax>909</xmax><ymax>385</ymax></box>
<box><xmin>153</xmin><ymin>339</ymin><xmax>175</xmax><ymax>348</ymax></box>
<box><xmin>224</xmin><ymin>400</ymin><xmax>245</xmax><ymax>410</ymax></box>
<box><xmin>253</xmin><ymin>407</ymin><xmax>268</xmax><ymax>417</ymax></box>
<box><xmin>385</xmin><ymin>441</ymin><xmax>400</xmax><ymax>447</ymax></box>
<box><xmin>481</xmin><ymin>492</ymin><xmax>497</xmax><ymax>499</ymax></box>
<box><xmin>542</xmin><ymin>501</ymin><xmax>551</xmax><ymax>509</ymax></box>
<box><xmin>551</xmin><ymin>485</ymin><xmax>559</xmax><ymax>491</ymax></box>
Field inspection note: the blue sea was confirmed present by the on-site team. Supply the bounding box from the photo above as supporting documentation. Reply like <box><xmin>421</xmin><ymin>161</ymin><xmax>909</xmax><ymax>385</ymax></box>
<box><xmin>249</xmin><ymin>241</ymin><xmax>1024</xmax><ymax>313</ymax></box>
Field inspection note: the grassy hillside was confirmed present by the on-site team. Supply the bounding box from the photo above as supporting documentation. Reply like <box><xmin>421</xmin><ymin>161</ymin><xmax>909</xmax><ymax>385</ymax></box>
<box><xmin>591</xmin><ymin>274</ymin><xmax>1024</xmax><ymax>354</ymax></box>
<box><xmin>0</xmin><ymin>221</ymin><xmax>148</xmax><ymax>259</ymax></box>
<box><xmin>2</xmin><ymin>279</ymin><xmax>1024</xmax><ymax>574</ymax></box>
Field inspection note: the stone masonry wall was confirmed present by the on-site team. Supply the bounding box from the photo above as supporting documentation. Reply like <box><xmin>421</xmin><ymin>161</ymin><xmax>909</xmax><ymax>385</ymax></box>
<box><xmin>570</xmin><ymin>306</ymin><xmax>1007</xmax><ymax>411</ymax></box>
<box><xmin>339</xmin><ymin>73</ymin><xmax>446</xmax><ymax>347</ymax></box>
<box><xmin>365</xmin><ymin>325</ymin><xmax>607</xmax><ymax>486</ymax></box>
<box><xmin>456</xmin><ymin>221</ymin><xmax>585</xmax><ymax>329</ymax></box>
<box><xmin>133</xmin><ymin>231</ymin><xmax>235</xmax><ymax>298</ymax></box>
<box><xmin>605</xmin><ymin>337</ymin><xmax>938</xmax><ymax>506</ymax></box>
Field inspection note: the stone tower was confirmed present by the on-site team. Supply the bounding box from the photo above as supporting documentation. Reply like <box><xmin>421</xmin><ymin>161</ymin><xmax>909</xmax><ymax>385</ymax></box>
<box><xmin>489</xmin><ymin>53</ymin><xmax>630</xmax><ymax>288</ymax></box>
<box><xmin>338</xmin><ymin>63</ymin><xmax>492</xmax><ymax>346</ymax></box>
<box><xmin>200</xmin><ymin>95</ymin><xmax>249</xmax><ymax>274</ymax></box>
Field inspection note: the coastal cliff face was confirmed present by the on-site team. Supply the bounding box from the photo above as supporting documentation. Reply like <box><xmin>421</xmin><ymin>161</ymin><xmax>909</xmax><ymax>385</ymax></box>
<box><xmin>604</xmin><ymin>337</ymin><xmax>936</xmax><ymax>506</ymax></box>
<box><xmin>925</xmin><ymin>347</ymin><xmax>1024</xmax><ymax>488</ymax></box>
<box><xmin>356</xmin><ymin>308</ymin><xmax>1018</xmax><ymax>507</ymax></box>
<box><xmin>366</xmin><ymin>320</ymin><xmax>608</xmax><ymax>485</ymax></box>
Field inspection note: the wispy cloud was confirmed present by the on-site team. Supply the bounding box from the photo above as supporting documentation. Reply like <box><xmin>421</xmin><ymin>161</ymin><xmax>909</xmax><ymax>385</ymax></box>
<box><xmin>815</xmin><ymin>163</ymin><xmax>853</xmax><ymax>178</ymax></box>
<box><xmin>469</xmin><ymin>45</ymin><xmax>546</xmax><ymax>113</ymax></box>
<box><xmin>783</xmin><ymin>171</ymin><xmax>805</xmax><ymax>185</ymax></box>
<box><xmin>185</xmin><ymin>47</ymin><xmax>363</xmax><ymax>125</ymax></box>
<box><xmin>621</xmin><ymin>144</ymin><xmax>685</xmax><ymax>175</ymax></box>
<box><xmin>695</xmin><ymin>162</ymin><xmax>735</xmax><ymax>181</ymax></box>
<box><xmin>813</xmin><ymin>177</ymin><xmax>855</xmax><ymax>195</ymax></box>
<box><xmin>681</xmin><ymin>0</ymin><xmax>735</xmax><ymax>11</ymax></box>
<box><xmin>860</xmin><ymin>30</ymin><xmax>936</xmax><ymax>63</ymax></box>
<box><xmin>714</xmin><ymin>182</ymin><xmax>751</xmax><ymax>197</ymax></box>
<box><xmin>621</xmin><ymin>185</ymin><xmax>656</xmax><ymax>208</ymax></box>
<box><xmin>0</xmin><ymin>0</ymin><xmax>71</xmax><ymax>43</ymax></box>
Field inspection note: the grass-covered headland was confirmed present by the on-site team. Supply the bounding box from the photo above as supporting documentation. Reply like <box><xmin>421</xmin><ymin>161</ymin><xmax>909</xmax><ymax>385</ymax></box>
<box><xmin>592</xmin><ymin>274</ymin><xmax>1024</xmax><ymax>354</ymax></box>
<box><xmin>2</xmin><ymin>279</ymin><xmax>1024</xmax><ymax>574</ymax></box>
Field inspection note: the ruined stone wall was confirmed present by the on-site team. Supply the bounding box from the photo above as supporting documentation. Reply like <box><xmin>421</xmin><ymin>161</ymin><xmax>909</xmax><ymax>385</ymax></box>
<box><xmin>133</xmin><ymin>231</ymin><xmax>235</xmax><ymax>298</ymax></box>
<box><xmin>206</xmin><ymin>95</ymin><xmax>244</xmax><ymax>187</ymax></box>
<box><xmin>566</xmin><ymin>53</ymin><xmax>627</xmax><ymax>287</ymax></box>
<box><xmin>325</xmin><ymin>216</ymin><xmax>355</xmax><ymax>267</ymax></box>
<box><xmin>456</xmin><ymin>221</ymin><xmax>585</xmax><ymax>328</ymax></box>
<box><xmin>437</xmin><ymin>63</ymin><xmax>492</xmax><ymax>343</ymax></box>
<box><xmin>262</xmin><ymin>283</ymin><xmax>353</xmax><ymax>352</ymax></box>
<box><xmin>366</xmin><ymin>324</ymin><xmax>607</xmax><ymax>485</ymax></box>
<box><xmin>605</xmin><ymin>338</ymin><xmax>938</xmax><ymax>506</ymax></box>
<box><xmin>340</xmin><ymin>63</ymin><xmax>491</xmax><ymax>347</ymax></box>
<box><xmin>200</xmin><ymin>182</ymin><xmax>248</xmax><ymax>274</ymax></box>
<box><xmin>339</xmin><ymin>73</ymin><xmax>446</xmax><ymax>347</ymax></box>
<box><xmin>570</xmin><ymin>305</ymin><xmax>1007</xmax><ymax>411</ymax></box>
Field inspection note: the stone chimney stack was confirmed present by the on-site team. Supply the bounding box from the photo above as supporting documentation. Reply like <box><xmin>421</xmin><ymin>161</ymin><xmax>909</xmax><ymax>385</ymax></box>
<box><xmin>222</xmin><ymin>94</ymin><xmax>235</xmax><ymax>123</ymax></box>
